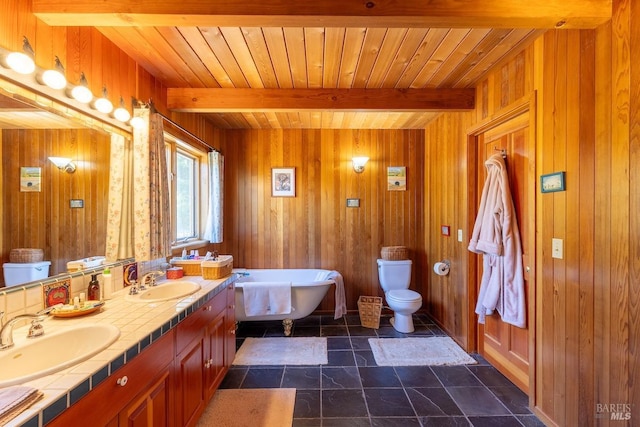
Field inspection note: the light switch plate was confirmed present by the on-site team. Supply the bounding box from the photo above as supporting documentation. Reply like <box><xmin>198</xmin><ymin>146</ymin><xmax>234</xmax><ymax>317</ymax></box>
<box><xmin>552</xmin><ymin>238</ymin><xmax>563</xmax><ymax>259</ymax></box>
<box><xmin>457</xmin><ymin>229</ymin><xmax>463</xmax><ymax>242</ymax></box>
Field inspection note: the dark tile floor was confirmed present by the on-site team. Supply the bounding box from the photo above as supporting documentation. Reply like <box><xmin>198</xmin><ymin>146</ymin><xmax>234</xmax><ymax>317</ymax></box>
<box><xmin>220</xmin><ymin>313</ymin><xmax>546</xmax><ymax>427</ymax></box>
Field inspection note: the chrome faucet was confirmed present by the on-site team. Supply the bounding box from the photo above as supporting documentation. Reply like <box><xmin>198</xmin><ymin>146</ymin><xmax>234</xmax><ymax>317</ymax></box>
<box><xmin>0</xmin><ymin>306</ymin><xmax>57</xmax><ymax>350</ymax></box>
<box><xmin>139</xmin><ymin>270</ymin><xmax>165</xmax><ymax>288</ymax></box>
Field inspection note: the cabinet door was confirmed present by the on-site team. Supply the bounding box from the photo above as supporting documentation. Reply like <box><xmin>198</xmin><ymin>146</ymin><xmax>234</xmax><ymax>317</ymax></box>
<box><xmin>175</xmin><ymin>335</ymin><xmax>206</xmax><ymax>427</ymax></box>
<box><xmin>225</xmin><ymin>284</ymin><xmax>237</xmax><ymax>368</ymax></box>
<box><xmin>204</xmin><ymin>309</ymin><xmax>226</xmax><ymax>399</ymax></box>
<box><xmin>119</xmin><ymin>369</ymin><xmax>171</xmax><ymax>427</ymax></box>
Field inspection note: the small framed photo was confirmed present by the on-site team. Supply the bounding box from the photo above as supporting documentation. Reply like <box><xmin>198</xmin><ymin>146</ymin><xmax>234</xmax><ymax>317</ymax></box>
<box><xmin>272</xmin><ymin>167</ymin><xmax>295</xmax><ymax>197</ymax></box>
<box><xmin>346</xmin><ymin>198</ymin><xmax>360</xmax><ymax>208</ymax></box>
<box><xmin>540</xmin><ymin>171</ymin><xmax>565</xmax><ymax>193</ymax></box>
<box><xmin>387</xmin><ymin>166</ymin><xmax>406</xmax><ymax>191</ymax></box>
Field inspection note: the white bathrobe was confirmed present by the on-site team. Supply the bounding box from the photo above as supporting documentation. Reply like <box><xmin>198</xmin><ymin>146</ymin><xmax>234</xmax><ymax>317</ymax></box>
<box><xmin>468</xmin><ymin>154</ymin><xmax>526</xmax><ymax>328</ymax></box>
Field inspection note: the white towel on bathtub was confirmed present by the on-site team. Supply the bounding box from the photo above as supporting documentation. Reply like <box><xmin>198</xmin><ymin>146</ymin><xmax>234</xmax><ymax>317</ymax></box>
<box><xmin>326</xmin><ymin>271</ymin><xmax>347</xmax><ymax>319</ymax></box>
<box><xmin>242</xmin><ymin>282</ymin><xmax>292</xmax><ymax>316</ymax></box>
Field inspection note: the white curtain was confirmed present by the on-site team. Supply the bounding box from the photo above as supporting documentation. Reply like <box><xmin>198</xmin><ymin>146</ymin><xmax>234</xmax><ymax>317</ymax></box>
<box><xmin>203</xmin><ymin>151</ymin><xmax>224</xmax><ymax>243</ymax></box>
<box><xmin>132</xmin><ymin>107</ymin><xmax>172</xmax><ymax>261</ymax></box>
<box><xmin>105</xmin><ymin>133</ymin><xmax>134</xmax><ymax>261</ymax></box>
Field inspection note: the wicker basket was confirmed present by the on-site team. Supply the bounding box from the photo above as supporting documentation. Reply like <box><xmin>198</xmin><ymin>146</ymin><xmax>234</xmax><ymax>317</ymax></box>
<box><xmin>9</xmin><ymin>248</ymin><xmax>44</xmax><ymax>263</ymax></box>
<box><xmin>358</xmin><ymin>296</ymin><xmax>383</xmax><ymax>329</ymax></box>
<box><xmin>381</xmin><ymin>246</ymin><xmax>408</xmax><ymax>261</ymax></box>
<box><xmin>169</xmin><ymin>259</ymin><xmax>203</xmax><ymax>276</ymax></box>
<box><xmin>201</xmin><ymin>255</ymin><xmax>233</xmax><ymax>280</ymax></box>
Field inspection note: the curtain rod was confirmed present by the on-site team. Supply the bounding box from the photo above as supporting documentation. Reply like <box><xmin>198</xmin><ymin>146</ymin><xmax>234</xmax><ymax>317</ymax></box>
<box><xmin>142</xmin><ymin>101</ymin><xmax>219</xmax><ymax>153</ymax></box>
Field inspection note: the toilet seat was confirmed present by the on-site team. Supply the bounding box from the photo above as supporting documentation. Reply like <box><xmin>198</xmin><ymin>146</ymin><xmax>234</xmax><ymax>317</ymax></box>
<box><xmin>386</xmin><ymin>289</ymin><xmax>421</xmax><ymax>302</ymax></box>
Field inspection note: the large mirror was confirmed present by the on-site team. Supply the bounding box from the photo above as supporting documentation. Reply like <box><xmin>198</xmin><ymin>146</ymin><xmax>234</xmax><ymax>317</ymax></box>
<box><xmin>0</xmin><ymin>81</ymin><xmax>120</xmax><ymax>287</ymax></box>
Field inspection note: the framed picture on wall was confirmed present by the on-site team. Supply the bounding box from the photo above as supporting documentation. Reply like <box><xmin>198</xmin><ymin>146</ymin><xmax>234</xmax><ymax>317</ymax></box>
<box><xmin>272</xmin><ymin>167</ymin><xmax>295</xmax><ymax>197</ymax></box>
<box><xmin>387</xmin><ymin>166</ymin><xmax>406</xmax><ymax>191</ymax></box>
<box><xmin>20</xmin><ymin>167</ymin><xmax>41</xmax><ymax>192</ymax></box>
<box><xmin>540</xmin><ymin>171</ymin><xmax>565</xmax><ymax>193</ymax></box>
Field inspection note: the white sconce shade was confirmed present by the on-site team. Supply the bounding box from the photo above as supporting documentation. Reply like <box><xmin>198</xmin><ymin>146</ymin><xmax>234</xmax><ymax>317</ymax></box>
<box><xmin>352</xmin><ymin>156</ymin><xmax>369</xmax><ymax>173</ymax></box>
<box><xmin>93</xmin><ymin>86</ymin><xmax>113</xmax><ymax>114</ymax></box>
<box><xmin>4</xmin><ymin>37</ymin><xmax>35</xmax><ymax>74</ymax></box>
<box><xmin>48</xmin><ymin>157</ymin><xmax>76</xmax><ymax>173</ymax></box>
<box><xmin>70</xmin><ymin>72</ymin><xmax>93</xmax><ymax>103</ymax></box>
<box><xmin>40</xmin><ymin>56</ymin><xmax>67</xmax><ymax>89</ymax></box>
<box><xmin>113</xmin><ymin>97</ymin><xmax>131</xmax><ymax>122</ymax></box>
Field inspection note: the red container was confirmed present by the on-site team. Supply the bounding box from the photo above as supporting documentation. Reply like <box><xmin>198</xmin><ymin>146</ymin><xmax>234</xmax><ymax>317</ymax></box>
<box><xmin>166</xmin><ymin>267</ymin><xmax>184</xmax><ymax>279</ymax></box>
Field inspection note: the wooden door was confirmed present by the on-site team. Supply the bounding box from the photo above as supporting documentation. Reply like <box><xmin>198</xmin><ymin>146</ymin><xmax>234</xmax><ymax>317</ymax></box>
<box><xmin>475</xmin><ymin>111</ymin><xmax>534</xmax><ymax>393</ymax></box>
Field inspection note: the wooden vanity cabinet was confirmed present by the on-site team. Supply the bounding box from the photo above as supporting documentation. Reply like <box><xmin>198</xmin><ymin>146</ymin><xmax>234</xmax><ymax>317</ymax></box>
<box><xmin>47</xmin><ymin>283</ymin><xmax>235</xmax><ymax>427</ymax></box>
<box><xmin>174</xmin><ymin>284</ymin><xmax>236</xmax><ymax>427</ymax></box>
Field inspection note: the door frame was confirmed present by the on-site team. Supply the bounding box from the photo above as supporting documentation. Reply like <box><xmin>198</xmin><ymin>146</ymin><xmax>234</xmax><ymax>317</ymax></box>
<box><xmin>465</xmin><ymin>92</ymin><xmax>537</xmax><ymax>404</ymax></box>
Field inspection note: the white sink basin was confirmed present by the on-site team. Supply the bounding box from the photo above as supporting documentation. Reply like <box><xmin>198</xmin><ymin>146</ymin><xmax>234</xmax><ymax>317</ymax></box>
<box><xmin>125</xmin><ymin>281</ymin><xmax>201</xmax><ymax>303</ymax></box>
<box><xmin>0</xmin><ymin>323</ymin><xmax>120</xmax><ymax>387</ymax></box>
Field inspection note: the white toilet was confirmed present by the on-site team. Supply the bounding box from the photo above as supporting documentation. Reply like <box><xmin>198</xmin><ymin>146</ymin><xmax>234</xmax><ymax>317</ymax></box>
<box><xmin>377</xmin><ymin>259</ymin><xmax>422</xmax><ymax>333</ymax></box>
<box><xmin>3</xmin><ymin>261</ymin><xmax>51</xmax><ymax>287</ymax></box>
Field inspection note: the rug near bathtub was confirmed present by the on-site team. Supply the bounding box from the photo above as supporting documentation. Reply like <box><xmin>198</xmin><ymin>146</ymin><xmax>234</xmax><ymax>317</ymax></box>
<box><xmin>233</xmin><ymin>337</ymin><xmax>328</xmax><ymax>365</ymax></box>
<box><xmin>196</xmin><ymin>388</ymin><xmax>296</xmax><ymax>427</ymax></box>
<box><xmin>368</xmin><ymin>337</ymin><xmax>477</xmax><ymax>366</ymax></box>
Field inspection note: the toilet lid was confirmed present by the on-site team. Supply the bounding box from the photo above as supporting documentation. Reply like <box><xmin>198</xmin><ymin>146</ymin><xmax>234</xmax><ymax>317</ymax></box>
<box><xmin>387</xmin><ymin>289</ymin><xmax>421</xmax><ymax>302</ymax></box>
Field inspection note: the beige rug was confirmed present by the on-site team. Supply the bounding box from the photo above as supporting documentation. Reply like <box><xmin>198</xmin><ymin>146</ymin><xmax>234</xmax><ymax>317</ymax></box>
<box><xmin>233</xmin><ymin>337</ymin><xmax>328</xmax><ymax>365</ymax></box>
<box><xmin>368</xmin><ymin>337</ymin><xmax>478</xmax><ymax>366</ymax></box>
<box><xmin>196</xmin><ymin>388</ymin><xmax>296</xmax><ymax>427</ymax></box>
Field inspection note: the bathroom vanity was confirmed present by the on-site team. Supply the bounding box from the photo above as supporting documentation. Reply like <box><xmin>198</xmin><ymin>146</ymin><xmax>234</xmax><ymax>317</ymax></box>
<box><xmin>39</xmin><ymin>277</ymin><xmax>236</xmax><ymax>427</ymax></box>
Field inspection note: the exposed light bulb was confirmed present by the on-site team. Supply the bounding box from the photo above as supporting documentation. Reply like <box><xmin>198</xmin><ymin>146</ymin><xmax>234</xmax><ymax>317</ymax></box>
<box><xmin>70</xmin><ymin>72</ymin><xmax>93</xmax><ymax>103</ymax></box>
<box><xmin>40</xmin><ymin>57</ymin><xmax>67</xmax><ymax>89</ymax></box>
<box><xmin>5</xmin><ymin>37</ymin><xmax>35</xmax><ymax>74</ymax></box>
<box><xmin>93</xmin><ymin>86</ymin><xmax>113</xmax><ymax>114</ymax></box>
<box><xmin>113</xmin><ymin>97</ymin><xmax>131</xmax><ymax>122</ymax></box>
<box><xmin>129</xmin><ymin>115</ymin><xmax>146</xmax><ymax>129</ymax></box>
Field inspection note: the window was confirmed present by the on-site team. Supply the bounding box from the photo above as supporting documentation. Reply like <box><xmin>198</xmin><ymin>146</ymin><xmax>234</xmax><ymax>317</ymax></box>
<box><xmin>165</xmin><ymin>132</ymin><xmax>207</xmax><ymax>245</ymax></box>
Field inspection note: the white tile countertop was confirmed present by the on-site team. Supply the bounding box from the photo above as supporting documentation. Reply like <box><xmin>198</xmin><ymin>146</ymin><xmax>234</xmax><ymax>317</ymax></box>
<box><xmin>3</xmin><ymin>274</ymin><xmax>237</xmax><ymax>427</ymax></box>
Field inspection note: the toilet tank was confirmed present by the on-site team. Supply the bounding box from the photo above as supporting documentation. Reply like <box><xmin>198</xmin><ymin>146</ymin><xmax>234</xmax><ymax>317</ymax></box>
<box><xmin>3</xmin><ymin>261</ymin><xmax>51</xmax><ymax>287</ymax></box>
<box><xmin>377</xmin><ymin>259</ymin><xmax>412</xmax><ymax>291</ymax></box>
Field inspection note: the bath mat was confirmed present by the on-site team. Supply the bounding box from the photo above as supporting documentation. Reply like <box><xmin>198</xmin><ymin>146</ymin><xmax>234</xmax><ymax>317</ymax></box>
<box><xmin>196</xmin><ymin>388</ymin><xmax>296</xmax><ymax>427</ymax></box>
<box><xmin>233</xmin><ymin>337</ymin><xmax>328</xmax><ymax>365</ymax></box>
<box><xmin>368</xmin><ymin>337</ymin><xmax>477</xmax><ymax>366</ymax></box>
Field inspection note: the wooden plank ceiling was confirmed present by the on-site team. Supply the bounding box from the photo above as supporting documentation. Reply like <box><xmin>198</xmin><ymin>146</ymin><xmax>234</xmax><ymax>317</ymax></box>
<box><xmin>34</xmin><ymin>0</ymin><xmax>611</xmax><ymax>129</ymax></box>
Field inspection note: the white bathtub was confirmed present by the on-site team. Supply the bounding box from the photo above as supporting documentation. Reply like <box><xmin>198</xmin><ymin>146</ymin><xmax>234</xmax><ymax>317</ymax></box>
<box><xmin>234</xmin><ymin>269</ymin><xmax>333</xmax><ymax>323</ymax></box>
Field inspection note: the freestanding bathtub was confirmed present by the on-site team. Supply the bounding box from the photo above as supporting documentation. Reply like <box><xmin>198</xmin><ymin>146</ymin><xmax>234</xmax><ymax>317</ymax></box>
<box><xmin>234</xmin><ymin>268</ymin><xmax>335</xmax><ymax>335</ymax></box>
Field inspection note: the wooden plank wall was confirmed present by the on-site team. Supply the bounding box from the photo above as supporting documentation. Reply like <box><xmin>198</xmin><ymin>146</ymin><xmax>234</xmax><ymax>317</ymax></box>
<box><xmin>1</xmin><ymin>129</ymin><xmax>111</xmax><ymax>279</ymax></box>
<box><xmin>0</xmin><ymin>0</ymin><xmax>219</xmax><ymax>280</ymax></box>
<box><xmin>213</xmin><ymin>129</ymin><xmax>426</xmax><ymax>312</ymax></box>
<box><xmin>424</xmin><ymin>0</ymin><xmax>640</xmax><ymax>424</ymax></box>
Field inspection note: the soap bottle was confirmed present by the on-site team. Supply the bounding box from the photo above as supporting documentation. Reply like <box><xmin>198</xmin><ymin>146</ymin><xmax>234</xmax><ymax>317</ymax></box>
<box><xmin>102</xmin><ymin>268</ymin><xmax>113</xmax><ymax>299</ymax></box>
<box><xmin>88</xmin><ymin>273</ymin><xmax>101</xmax><ymax>301</ymax></box>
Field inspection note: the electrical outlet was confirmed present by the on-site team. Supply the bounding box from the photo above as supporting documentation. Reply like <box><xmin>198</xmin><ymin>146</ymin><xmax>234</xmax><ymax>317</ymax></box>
<box><xmin>457</xmin><ymin>229</ymin><xmax>463</xmax><ymax>242</ymax></box>
<box><xmin>552</xmin><ymin>238</ymin><xmax>563</xmax><ymax>259</ymax></box>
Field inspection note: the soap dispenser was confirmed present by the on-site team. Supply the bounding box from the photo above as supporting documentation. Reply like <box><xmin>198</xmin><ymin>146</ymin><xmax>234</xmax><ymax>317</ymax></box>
<box><xmin>88</xmin><ymin>273</ymin><xmax>101</xmax><ymax>301</ymax></box>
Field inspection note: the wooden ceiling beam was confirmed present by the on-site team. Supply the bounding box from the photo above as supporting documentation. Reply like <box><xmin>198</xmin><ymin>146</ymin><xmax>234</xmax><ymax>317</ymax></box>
<box><xmin>33</xmin><ymin>0</ymin><xmax>611</xmax><ymax>29</ymax></box>
<box><xmin>166</xmin><ymin>88</ymin><xmax>475</xmax><ymax>112</ymax></box>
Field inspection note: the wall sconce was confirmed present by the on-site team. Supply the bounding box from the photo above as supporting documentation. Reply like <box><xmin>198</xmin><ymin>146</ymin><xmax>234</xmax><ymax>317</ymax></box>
<box><xmin>69</xmin><ymin>72</ymin><xmax>93</xmax><ymax>103</ymax></box>
<box><xmin>38</xmin><ymin>56</ymin><xmax>67</xmax><ymax>90</ymax></box>
<box><xmin>2</xmin><ymin>36</ymin><xmax>36</xmax><ymax>74</ymax></box>
<box><xmin>113</xmin><ymin>96</ymin><xmax>131</xmax><ymax>122</ymax></box>
<box><xmin>93</xmin><ymin>86</ymin><xmax>113</xmax><ymax>114</ymax></box>
<box><xmin>352</xmin><ymin>156</ymin><xmax>369</xmax><ymax>173</ymax></box>
<box><xmin>48</xmin><ymin>157</ymin><xmax>76</xmax><ymax>173</ymax></box>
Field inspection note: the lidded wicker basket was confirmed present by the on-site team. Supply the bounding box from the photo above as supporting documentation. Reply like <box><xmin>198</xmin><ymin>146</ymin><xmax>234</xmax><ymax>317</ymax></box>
<box><xmin>9</xmin><ymin>248</ymin><xmax>44</xmax><ymax>263</ymax></box>
<box><xmin>380</xmin><ymin>246</ymin><xmax>408</xmax><ymax>261</ymax></box>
